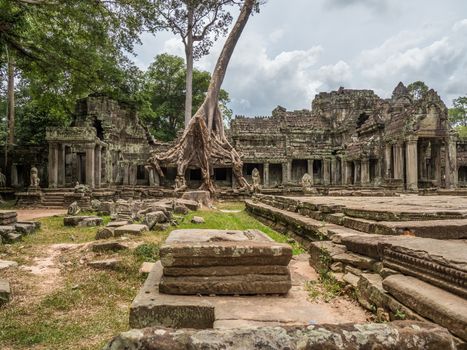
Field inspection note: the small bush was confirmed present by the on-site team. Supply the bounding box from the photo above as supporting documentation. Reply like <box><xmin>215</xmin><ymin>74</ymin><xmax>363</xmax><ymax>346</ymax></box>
<box><xmin>133</xmin><ymin>243</ymin><xmax>160</xmax><ymax>263</ymax></box>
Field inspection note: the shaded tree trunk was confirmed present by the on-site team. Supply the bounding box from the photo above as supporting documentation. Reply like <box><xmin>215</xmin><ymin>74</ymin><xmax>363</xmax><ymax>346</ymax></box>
<box><xmin>184</xmin><ymin>7</ymin><xmax>194</xmax><ymax>127</ymax></box>
<box><xmin>7</xmin><ymin>55</ymin><xmax>15</xmax><ymax>146</ymax></box>
<box><xmin>148</xmin><ymin>0</ymin><xmax>255</xmax><ymax>194</ymax></box>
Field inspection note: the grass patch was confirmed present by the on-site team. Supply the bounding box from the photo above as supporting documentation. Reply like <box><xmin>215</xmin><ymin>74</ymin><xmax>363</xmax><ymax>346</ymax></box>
<box><xmin>0</xmin><ymin>201</ymin><xmax>304</xmax><ymax>349</ymax></box>
<box><xmin>305</xmin><ymin>274</ymin><xmax>344</xmax><ymax>303</ymax></box>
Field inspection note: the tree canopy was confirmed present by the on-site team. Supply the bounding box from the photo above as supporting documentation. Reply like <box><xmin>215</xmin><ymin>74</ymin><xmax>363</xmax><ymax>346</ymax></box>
<box><xmin>138</xmin><ymin>53</ymin><xmax>231</xmax><ymax>142</ymax></box>
<box><xmin>407</xmin><ymin>81</ymin><xmax>429</xmax><ymax>100</ymax></box>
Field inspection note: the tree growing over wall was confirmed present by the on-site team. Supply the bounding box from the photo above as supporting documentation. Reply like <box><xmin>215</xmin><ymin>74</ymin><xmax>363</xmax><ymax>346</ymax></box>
<box><xmin>407</xmin><ymin>81</ymin><xmax>429</xmax><ymax>100</ymax></box>
<box><xmin>138</xmin><ymin>53</ymin><xmax>231</xmax><ymax>142</ymax></box>
<box><xmin>147</xmin><ymin>0</ymin><xmax>261</xmax><ymax>193</ymax></box>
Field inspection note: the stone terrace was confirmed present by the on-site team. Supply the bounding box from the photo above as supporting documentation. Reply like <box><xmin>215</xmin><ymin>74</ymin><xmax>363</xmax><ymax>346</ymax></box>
<box><xmin>246</xmin><ymin>194</ymin><xmax>467</xmax><ymax>343</ymax></box>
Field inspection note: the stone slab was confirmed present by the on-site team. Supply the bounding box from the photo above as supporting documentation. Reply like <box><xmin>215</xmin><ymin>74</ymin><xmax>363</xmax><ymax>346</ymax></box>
<box><xmin>383</xmin><ymin>274</ymin><xmax>467</xmax><ymax>341</ymax></box>
<box><xmin>64</xmin><ymin>216</ymin><xmax>99</xmax><ymax>227</ymax></box>
<box><xmin>159</xmin><ymin>273</ymin><xmax>291</xmax><ymax>295</ymax></box>
<box><xmin>106</xmin><ymin>221</ymin><xmax>130</xmax><ymax>228</ymax></box>
<box><xmin>181</xmin><ymin>190</ymin><xmax>211</xmax><ymax>207</ymax></box>
<box><xmin>91</xmin><ymin>241</ymin><xmax>128</xmax><ymax>252</ymax></box>
<box><xmin>77</xmin><ymin>217</ymin><xmax>103</xmax><ymax>227</ymax></box>
<box><xmin>0</xmin><ymin>279</ymin><xmax>11</xmax><ymax>305</ymax></box>
<box><xmin>160</xmin><ymin>241</ymin><xmax>292</xmax><ymax>267</ymax></box>
<box><xmin>165</xmin><ymin>229</ymin><xmax>273</xmax><ymax>244</ymax></box>
<box><xmin>163</xmin><ymin>265</ymin><xmax>290</xmax><ymax>277</ymax></box>
<box><xmin>114</xmin><ymin>224</ymin><xmax>148</xmax><ymax>236</ymax></box>
<box><xmin>105</xmin><ymin>322</ymin><xmax>457</xmax><ymax>350</ymax></box>
<box><xmin>130</xmin><ymin>257</ymin><xmax>369</xmax><ymax>330</ymax></box>
<box><xmin>88</xmin><ymin>258</ymin><xmax>121</xmax><ymax>270</ymax></box>
<box><xmin>0</xmin><ymin>260</ymin><xmax>18</xmax><ymax>271</ymax></box>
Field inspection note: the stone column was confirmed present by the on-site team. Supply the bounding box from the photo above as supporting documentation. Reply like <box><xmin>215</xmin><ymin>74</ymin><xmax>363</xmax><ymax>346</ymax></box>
<box><xmin>263</xmin><ymin>162</ymin><xmax>270</xmax><ymax>188</ymax></box>
<box><xmin>331</xmin><ymin>158</ymin><xmax>337</xmax><ymax>185</ymax></box>
<box><xmin>405</xmin><ymin>138</ymin><xmax>418</xmax><ymax>191</ymax></box>
<box><xmin>57</xmin><ymin>143</ymin><xmax>65</xmax><ymax>187</ymax></box>
<box><xmin>48</xmin><ymin>143</ymin><xmax>58</xmax><ymax>188</ymax></box>
<box><xmin>353</xmin><ymin>161</ymin><xmax>358</xmax><ymax>185</ymax></box>
<box><xmin>323</xmin><ymin>159</ymin><xmax>331</xmax><ymax>186</ymax></box>
<box><xmin>85</xmin><ymin>144</ymin><xmax>95</xmax><ymax>188</ymax></box>
<box><xmin>361</xmin><ymin>158</ymin><xmax>370</xmax><ymax>186</ymax></box>
<box><xmin>123</xmin><ymin>162</ymin><xmax>130</xmax><ymax>185</ymax></box>
<box><xmin>287</xmin><ymin>160</ymin><xmax>292</xmax><ymax>183</ymax></box>
<box><xmin>307</xmin><ymin>159</ymin><xmax>314</xmax><ymax>185</ymax></box>
<box><xmin>431</xmin><ymin>141</ymin><xmax>442</xmax><ymax>186</ymax></box>
<box><xmin>343</xmin><ymin>161</ymin><xmax>352</xmax><ymax>185</ymax></box>
<box><xmin>418</xmin><ymin>141</ymin><xmax>428</xmax><ymax>181</ymax></box>
<box><xmin>10</xmin><ymin>164</ymin><xmax>18</xmax><ymax>187</ymax></box>
<box><xmin>384</xmin><ymin>144</ymin><xmax>392</xmax><ymax>179</ymax></box>
<box><xmin>282</xmin><ymin>162</ymin><xmax>288</xmax><ymax>185</ymax></box>
<box><xmin>375</xmin><ymin>159</ymin><xmax>382</xmax><ymax>186</ymax></box>
<box><xmin>445</xmin><ymin>135</ymin><xmax>458</xmax><ymax>189</ymax></box>
<box><xmin>393</xmin><ymin>143</ymin><xmax>403</xmax><ymax>180</ymax></box>
<box><xmin>95</xmin><ymin>145</ymin><xmax>102</xmax><ymax>188</ymax></box>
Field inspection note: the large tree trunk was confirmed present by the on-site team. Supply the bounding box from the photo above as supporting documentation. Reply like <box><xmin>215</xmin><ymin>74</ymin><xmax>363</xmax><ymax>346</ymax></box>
<box><xmin>148</xmin><ymin>0</ymin><xmax>255</xmax><ymax>194</ymax></box>
<box><xmin>184</xmin><ymin>7</ymin><xmax>194</xmax><ymax>128</ymax></box>
<box><xmin>7</xmin><ymin>55</ymin><xmax>15</xmax><ymax>146</ymax></box>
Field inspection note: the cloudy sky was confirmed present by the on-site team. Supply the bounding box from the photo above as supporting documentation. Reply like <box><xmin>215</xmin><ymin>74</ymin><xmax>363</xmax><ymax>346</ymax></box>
<box><xmin>132</xmin><ymin>0</ymin><xmax>467</xmax><ymax>116</ymax></box>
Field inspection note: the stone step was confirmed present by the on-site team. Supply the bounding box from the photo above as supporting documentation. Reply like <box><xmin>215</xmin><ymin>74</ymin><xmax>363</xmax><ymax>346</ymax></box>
<box><xmin>245</xmin><ymin>200</ymin><xmax>334</xmax><ymax>244</ymax></box>
<box><xmin>383</xmin><ymin>274</ymin><xmax>467</xmax><ymax>342</ymax></box>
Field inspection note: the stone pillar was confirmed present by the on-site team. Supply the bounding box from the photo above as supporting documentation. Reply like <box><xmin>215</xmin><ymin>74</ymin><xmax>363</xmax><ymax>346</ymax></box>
<box><xmin>344</xmin><ymin>161</ymin><xmax>352</xmax><ymax>185</ymax></box>
<box><xmin>393</xmin><ymin>143</ymin><xmax>403</xmax><ymax>180</ymax></box>
<box><xmin>361</xmin><ymin>158</ymin><xmax>370</xmax><ymax>186</ymax></box>
<box><xmin>323</xmin><ymin>159</ymin><xmax>331</xmax><ymax>186</ymax></box>
<box><xmin>263</xmin><ymin>162</ymin><xmax>269</xmax><ymax>188</ymax></box>
<box><xmin>375</xmin><ymin>159</ymin><xmax>382</xmax><ymax>186</ymax></box>
<box><xmin>331</xmin><ymin>158</ymin><xmax>337</xmax><ymax>185</ymax></box>
<box><xmin>85</xmin><ymin>144</ymin><xmax>95</xmax><ymax>188</ymax></box>
<box><xmin>10</xmin><ymin>164</ymin><xmax>18</xmax><ymax>187</ymax></box>
<box><xmin>287</xmin><ymin>160</ymin><xmax>292</xmax><ymax>183</ymax></box>
<box><xmin>445</xmin><ymin>135</ymin><xmax>458</xmax><ymax>189</ymax></box>
<box><xmin>405</xmin><ymin>138</ymin><xmax>418</xmax><ymax>191</ymax></box>
<box><xmin>94</xmin><ymin>145</ymin><xmax>102</xmax><ymax>188</ymax></box>
<box><xmin>282</xmin><ymin>162</ymin><xmax>288</xmax><ymax>185</ymax></box>
<box><xmin>307</xmin><ymin>159</ymin><xmax>314</xmax><ymax>185</ymax></box>
<box><xmin>353</xmin><ymin>161</ymin><xmax>358</xmax><ymax>185</ymax></box>
<box><xmin>384</xmin><ymin>144</ymin><xmax>392</xmax><ymax>178</ymax></box>
<box><xmin>48</xmin><ymin>143</ymin><xmax>58</xmax><ymax>188</ymax></box>
<box><xmin>418</xmin><ymin>141</ymin><xmax>428</xmax><ymax>181</ymax></box>
<box><xmin>123</xmin><ymin>162</ymin><xmax>130</xmax><ymax>185</ymax></box>
<box><xmin>149</xmin><ymin>168</ymin><xmax>160</xmax><ymax>187</ymax></box>
<box><xmin>57</xmin><ymin>143</ymin><xmax>65</xmax><ymax>187</ymax></box>
<box><xmin>431</xmin><ymin>141</ymin><xmax>442</xmax><ymax>186</ymax></box>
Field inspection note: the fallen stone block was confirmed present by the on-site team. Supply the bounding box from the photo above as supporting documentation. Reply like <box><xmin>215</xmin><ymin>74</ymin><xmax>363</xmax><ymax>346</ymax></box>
<box><xmin>343</xmin><ymin>272</ymin><xmax>359</xmax><ymax>288</ymax></box>
<box><xmin>0</xmin><ymin>211</ymin><xmax>17</xmax><ymax>226</ymax></box>
<box><xmin>173</xmin><ymin>205</ymin><xmax>189</xmax><ymax>215</ymax></box>
<box><xmin>144</xmin><ymin>211</ymin><xmax>168</xmax><ymax>230</ymax></box>
<box><xmin>383</xmin><ymin>274</ymin><xmax>467</xmax><ymax>341</ymax></box>
<box><xmin>91</xmin><ymin>241</ymin><xmax>128</xmax><ymax>252</ymax></box>
<box><xmin>0</xmin><ymin>260</ymin><xmax>18</xmax><ymax>271</ymax></box>
<box><xmin>64</xmin><ymin>216</ymin><xmax>94</xmax><ymax>227</ymax></box>
<box><xmin>139</xmin><ymin>262</ymin><xmax>156</xmax><ymax>274</ymax></box>
<box><xmin>0</xmin><ymin>279</ymin><xmax>11</xmax><ymax>305</ymax></box>
<box><xmin>191</xmin><ymin>216</ymin><xmax>205</xmax><ymax>224</ymax></box>
<box><xmin>333</xmin><ymin>252</ymin><xmax>375</xmax><ymax>270</ymax></box>
<box><xmin>104</xmin><ymin>321</ymin><xmax>457</xmax><ymax>350</ymax></box>
<box><xmin>181</xmin><ymin>190</ymin><xmax>211</xmax><ymax>207</ymax></box>
<box><xmin>95</xmin><ymin>227</ymin><xmax>115</xmax><ymax>240</ymax></box>
<box><xmin>106</xmin><ymin>221</ymin><xmax>129</xmax><ymax>228</ymax></box>
<box><xmin>77</xmin><ymin>217</ymin><xmax>103</xmax><ymax>227</ymax></box>
<box><xmin>114</xmin><ymin>224</ymin><xmax>148</xmax><ymax>236</ymax></box>
<box><xmin>88</xmin><ymin>258</ymin><xmax>121</xmax><ymax>270</ymax></box>
<box><xmin>15</xmin><ymin>221</ymin><xmax>39</xmax><ymax>234</ymax></box>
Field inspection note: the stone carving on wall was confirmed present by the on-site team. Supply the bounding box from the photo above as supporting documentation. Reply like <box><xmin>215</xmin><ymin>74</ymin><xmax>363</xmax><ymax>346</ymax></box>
<box><xmin>252</xmin><ymin>168</ymin><xmax>261</xmax><ymax>193</ymax></box>
<box><xmin>30</xmin><ymin>167</ymin><xmax>40</xmax><ymax>187</ymax></box>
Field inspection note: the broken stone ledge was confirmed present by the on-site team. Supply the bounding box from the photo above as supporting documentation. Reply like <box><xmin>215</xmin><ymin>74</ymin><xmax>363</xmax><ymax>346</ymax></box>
<box><xmin>104</xmin><ymin>321</ymin><xmax>457</xmax><ymax>350</ymax></box>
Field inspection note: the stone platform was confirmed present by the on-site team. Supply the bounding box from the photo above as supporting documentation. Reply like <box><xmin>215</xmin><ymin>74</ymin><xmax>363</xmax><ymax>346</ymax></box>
<box><xmin>130</xmin><ymin>255</ymin><xmax>368</xmax><ymax>330</ymax></box>
<box><xmin>159</xmin><ymin>229</ymin><xmax>292</xmax><ymax>295</ymax></box>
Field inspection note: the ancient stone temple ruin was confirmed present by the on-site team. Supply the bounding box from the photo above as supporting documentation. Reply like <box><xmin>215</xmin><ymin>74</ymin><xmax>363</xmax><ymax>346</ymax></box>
<box><xmin>0</xmin><ymin>83</ymin><xmax>465</xmax><ymax>202</ymax></box>
<box><xmin>231</xmin><ymin>83</ymin><xmax>459</xmax><ymax>191</ymax></box>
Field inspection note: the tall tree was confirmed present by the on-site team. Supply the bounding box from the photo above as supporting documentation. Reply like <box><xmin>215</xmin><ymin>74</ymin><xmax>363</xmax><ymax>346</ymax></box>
<box><xmin>148</xmin><ymin>0</ymin><xmax>239</xmax><ymax>127</ymax></box>
<box><xmin>148</xmin><ymin>0</ymin><xmax>260</xmax><ymax>193</ymax></box>
<box><xmin>0</xmin><ymin>0</ymin><xmax>148</xmax><ymax>145</ymax></box>
<box><xmin>139</xmin><ymin>53</ymin><xmax>231</xmax><ymax>141</ymax></box>
<box><xmin>449</xmin><ymin>96</ymin><xmax>467</xmax><ymax>128</ymax></box>
<box><xmin>407</xmin><ymin>81</ymin><xmax>429</xmax><ymax>100</ymax></box>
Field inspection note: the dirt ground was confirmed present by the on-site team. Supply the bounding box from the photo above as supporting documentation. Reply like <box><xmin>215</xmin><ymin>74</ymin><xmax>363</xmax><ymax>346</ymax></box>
<box><xmin>16</xmin><ymin>209</ymin><xmax>67</xmax><ymax>222</ymax></box>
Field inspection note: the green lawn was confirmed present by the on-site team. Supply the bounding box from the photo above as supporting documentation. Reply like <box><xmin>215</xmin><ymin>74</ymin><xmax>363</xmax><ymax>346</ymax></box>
<box><xmin>0</xmin><ymin>202</ymin><xmax>303</xmax><ymax>350</ymax></box>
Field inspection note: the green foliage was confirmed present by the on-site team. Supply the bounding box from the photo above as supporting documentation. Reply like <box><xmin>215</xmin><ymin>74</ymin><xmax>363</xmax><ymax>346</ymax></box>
<box><xmin>449</xmin><ymin>96</ymin><xmax>467</xmax><ymax>128</ymax></box>
<box><xmin>407</xmin><ymin>81</ymin><xmax>429</xmax><ymax>100</ymax></box>
<box><xmin>133</xmin><ymin>243</ymin><xmax>160</xmax><ymax>263</ymax></box>
<box><xmin>394</xmin><ymin>309</ymin><xmax>407</xmax><ymax>320</ymax></box>
<box><xmin>138</xmin><ymin>53</ymin><xmax>232</xmax><ymax>141</ymax></box>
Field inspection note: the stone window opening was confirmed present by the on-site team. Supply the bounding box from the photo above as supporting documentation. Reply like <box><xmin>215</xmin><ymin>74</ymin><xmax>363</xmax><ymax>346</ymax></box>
<box><xmin>356</xmin><ymin>113</ymin><xmax>369</xmax><ymax>129</ymax></box>
<box><xmin>136</xmin><ymin>165</ymin><xmax>146</xmax><ymax>180</ymax></box>
<box><xmin>93</xmin><ymin>118</ymin><xmax>105</xmax><ymax>140</ymax></box>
